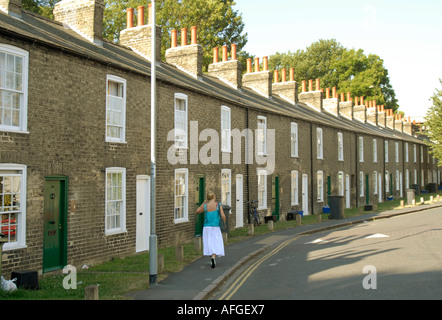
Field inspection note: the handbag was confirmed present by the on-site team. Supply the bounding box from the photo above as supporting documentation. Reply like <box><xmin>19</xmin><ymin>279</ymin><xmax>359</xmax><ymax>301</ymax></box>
<box><xmin>218</xmin><ymin>202</ymin><xmax>226</xmax><ymax>230</ymax></box>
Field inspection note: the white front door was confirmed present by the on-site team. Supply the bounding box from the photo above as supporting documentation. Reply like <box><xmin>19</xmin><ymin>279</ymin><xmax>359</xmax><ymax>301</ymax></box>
<box><xmin>378</xmin><ymin>173</ymin><xmax>383</xmax><ymax>203</ymax></box>
<box><xmin>235</xmin><ymin>174</ymin><xmax>243</xmax><ymax>228</ymax></box>
<box><xmin>345</xmin><ymin>174</ymin><xmax>350</xmax><ymax>208</ymax></box>
<box><xmin>136</xmin><ymin>175</ymin><xmax>150</xmax><ymax>252</ymax></box>
<box><xmin>302</xmin><ymin>174</ymin><xmax>309</xmax><ymax>215</ymax></box>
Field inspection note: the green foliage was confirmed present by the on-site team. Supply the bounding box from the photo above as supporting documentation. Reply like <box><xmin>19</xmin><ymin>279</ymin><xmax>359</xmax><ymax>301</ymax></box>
<box><xmin>424</xmin><ymin>79</ymin><xmax>442</xmax><ymax>162</ymax></box>
<box><xmin>269</xmin><ymin>39</ymin><xmax>398</xmax><ymax>111</ymax></box>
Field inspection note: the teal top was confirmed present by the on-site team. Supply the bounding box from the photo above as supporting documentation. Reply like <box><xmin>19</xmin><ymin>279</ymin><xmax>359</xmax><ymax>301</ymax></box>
<box><xmin>204</xmin><ymin>202</ymin><xmax>221</xmax><ymax>227</ymax></box>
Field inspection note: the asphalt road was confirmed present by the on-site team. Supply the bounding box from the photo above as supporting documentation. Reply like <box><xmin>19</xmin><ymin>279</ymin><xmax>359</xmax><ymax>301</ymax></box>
<box><xmin>211</xmin><ymin>207</ymin><xmax>442</xmax><ymax>300</ymax></box>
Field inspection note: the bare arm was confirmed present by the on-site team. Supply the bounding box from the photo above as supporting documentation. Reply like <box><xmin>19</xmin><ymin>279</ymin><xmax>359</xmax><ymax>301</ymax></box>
<box><xmin>195</xmin><ymin>200</ymin><xmax>207</xmax><ymax>214</ymax></box>
<box><xmin>219</xmin><ymin>204</ymin><xmax>226</xmax><ymax>222</ymax></box>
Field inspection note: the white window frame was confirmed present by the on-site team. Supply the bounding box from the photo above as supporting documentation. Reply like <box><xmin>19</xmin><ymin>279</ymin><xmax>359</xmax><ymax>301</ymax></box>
<box><xmin>291</xmin><ymin>170</ymin><xmax>299</xmax><ymax>205</ymax></box>
<box><xmin>373</xmin><ymin>138</ymin><xmax>377</xmax><ymax>163</ymax></box>
<box><xmin>395</xmin><ymin>142</ymin><xmax>399</xmax><ymax>163</ymax></box>
<box><xmin>338</xmin><ymin>171</ymin><xmax>344</xmax><ymax>196</ymax></box>
<box><xmin>105</xmin><ymin>167</ymin><xmax>126</xmax><ymax>235</ymax></box>
<box><xmin>405</xmin><ymin>143</ymin><xmax>409</xmax><ymax>163</ymax></box>
<box><xmin>257</xmin><ymin>169</ymin><xmax>267</xmax><ymax>209</ymax></box>
<box><xmin>174</xmin><ymin>168</ymin><xmax>189</xmax><ymax>223</ymax></box>
<box><xmin>413</xmin><ymin>144</ymin><xmax>417</xmax><ymax>163</ymax></box>
<box><xmin>396</xmin><ymin>170</ymin><xmax>400</xmax><ymax>191</ymax></box>
<box><xmin>316</xmin><ymin>128</ymin><xmax>323</xmax><ymax>159</ymax></box>
<box><xmin>359</xmin><ymin>136</ymin><xmax>364</xmax><ymax>162</ymax></box>
<box><xmin>291</xmin><ymin>122</ymin><xmax>298</xmax><ymax>157</ymax></box>
<box><xmin>0</xmin><ymin>44</ymin><xmax>29</xmax><ymax>133</ymax></box>
<box><xmin>385</xmin><ymin>140</ymin><xmax>389</xmax><ymax>163</ymax></box>
<box><xmin>221</xmin><ymin>106</ymin><xmax>231</xmax><ymax>152</ymax></box>
<box><xmin>0</xmin><ymin>164</ymin><xmax>27</xmax><ymax>251</ymax></box>
<box><xmin>106</xmin><ymin>75</ymin><xmax>126</xmax><ymax>143</ymax></box>
<box><xmin>257</xmin><ymin>116</ymin><xmax>267</xmax><ymax>156</ymax></box>
<box><xmin>420</xmin><ymin>146</ymin><xmax>424</xmax><ymax>163</ymax></box>
<box><xmin>174</xmin><ymin>93</ymin><xmax>188</xmax><ymax>149</ymax></box>
<box><xmin>337</xmin><ymin>132</ymin><xmax>344</xmax><ymax>161</ymax></box>
<box><xmin>221</xmin><ymin>169</ymin><xmax>231</xmax><ymax>206</ymax></box>
<box><xmin>317</xmin><ymin>170</ymin><xmax>324</xmax><ymax>202</ymax></box>
<box><xmin>405</xmin><ymin>169</ymin><xmax>409</xmax><ymax>189</ymax></box>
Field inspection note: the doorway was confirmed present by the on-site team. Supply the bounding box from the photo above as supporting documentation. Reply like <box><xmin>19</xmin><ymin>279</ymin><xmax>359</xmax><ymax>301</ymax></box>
<box><xmin>43</xmin><ymin>176</ymin><xmax>68</xmax><ymax>273</ymax></box>
<box><xmin>235</xmin><ymin>174</ymin><xmax>243</xmax><ymax>228</ymax></box>
<box><xmin>272</xmin><ymin>175</ymin><xmax>280</xmax><ymax>219</ymax></box>
<box><xmin>136</xmin><ymin>175</ymin><xmax>150</xmax><ymax>253</ymax></box>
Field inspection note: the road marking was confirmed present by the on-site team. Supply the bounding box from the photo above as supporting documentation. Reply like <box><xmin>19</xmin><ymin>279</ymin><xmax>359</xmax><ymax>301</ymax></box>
<box><xmin>218</xmin><ymin>235</ymin><xmax>300</xmax><ymax>300</ymax></box>
<box><xmin>305</xmin><ymin>238</ymin><xmax>325</xmax><ymax>244</ymax></box>
<box><xmin>365</xmin><ymin>233</ymin><xmax>389</xmax><ymax>238</ymax></box>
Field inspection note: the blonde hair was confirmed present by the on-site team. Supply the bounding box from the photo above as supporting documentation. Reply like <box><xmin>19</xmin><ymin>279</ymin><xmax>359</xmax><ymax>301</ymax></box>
<box><xmin>206</xmin><ymin>192</ymin><xmax>216</xmax><ymax>201</ymax></box>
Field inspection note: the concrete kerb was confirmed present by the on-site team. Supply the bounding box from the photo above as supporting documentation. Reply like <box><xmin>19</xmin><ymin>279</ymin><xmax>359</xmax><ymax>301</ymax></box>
<box><xmin>194</xmin><ymin>202</ymin><xmax>442</xmax><ymax>300</ymax></box>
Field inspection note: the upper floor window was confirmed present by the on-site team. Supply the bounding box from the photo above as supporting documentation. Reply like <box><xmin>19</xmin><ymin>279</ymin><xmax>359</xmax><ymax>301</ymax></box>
<box><xmin>413</xmin><ymin>144</ymin><xmax>417</xmax><ymax>163</ymax></box>
<box><xmin>358</xmin><ymin>136</ymin><xmax>364</xmax><ymax>162</ymax></box>
<box><xmin>257</xmin><ymin>116</ymin><xmax>267</xmax><ymax>155</ymax></box>
<box><xmin>0</xmin><ymin>45</ymin><xmax>28</xmax><ymax>132</ymax></box>
<box><xmin>106</xmin><ymin>75</ymin><xmax>126</xmax><ymax>142</ymax></box>
<box><xmin>385</xmin><ymin>140</ymin><xmax>389</xmax><ymax>163</ymax></box>
<box><xmin>316</xmin><ymin>128</ymin><xmax>323</xmax><ymax>159</ymax></box>
<box><xmin>395</xmin><ymin>142</ymin><xmax>399</xmax><ymax>163</ymax></box>
<box><xmin>174</xmin><ymin>93</ymin><xmax>188</xmax><ymax>148</ymax></box>
<box><xmin>337</xmin><ymin>132</ymin><xmax>343</xmax><ymax>161</ymax></box>
<box><xmin>405</xmin><ymin>143</ymin><xmax>409</xmax><ymax>163</ymax></box>
<box><xmin>221</xmin><ymin>106</ymin><xmax>231</xmax><ymax>152</ymax></box>
<box><xmin>291</xmin><ymin>122</ymin><xmax>298</xmax><ymax>157</ymax></box>
<box><xmin>373</xmin><ymin>138</ymin><xmax>377</xmax><ymax>163</ymax></box>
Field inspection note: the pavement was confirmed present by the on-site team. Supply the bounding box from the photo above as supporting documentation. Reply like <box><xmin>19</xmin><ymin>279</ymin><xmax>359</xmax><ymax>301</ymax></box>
<box><xmin>127</xmin><ymin>201</ymin><xmax>442</xmax><ymax>300</ymax></box>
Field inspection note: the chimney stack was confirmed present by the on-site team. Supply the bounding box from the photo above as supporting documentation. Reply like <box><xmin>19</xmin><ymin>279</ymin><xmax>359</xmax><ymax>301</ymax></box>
<box><xmin>54</xmin><ymin>0</ymin><xmax>105</xmax><ymax>45</ymax></box>
<box><xmin>208</xmin><ymin>44</ymin><xmax>242</xmax><ymax>89</ymax></box>
<box><xmin>298</xmin><ymin>79</ymin><xmax>323</xmax><ymax>112</ymax></box>
<box><xmin>0</xmin><ymin>0</ymin><xmax>22</xmax><ymax>17</ymax></box>
<box><xmin>165</xmin><ymin>26</ymin><xmax>203</xmax><ymax>79</ymax></box>
<box><xmin>323</xmin><ymin>86</ymin><xmax>339</xmax><ymax>116</ymax></box>
<box><xmin>272</xmin><ymin>67</ymin><xmax>298</xmax><ymax>104</ymax></box>
<box><xmin>119</xmin><ymin>4</ymin><xmax>162</xmax><ymax>61</ymax></box>
<box><xmin>386</xmin><ymin>108</ymin><xmax>395</xmax><ymax>129</ymax></box>
<box><xmin>242</xmin><ymin>56</ymin><xmax>272</xmax><ymax>97</ymax></box>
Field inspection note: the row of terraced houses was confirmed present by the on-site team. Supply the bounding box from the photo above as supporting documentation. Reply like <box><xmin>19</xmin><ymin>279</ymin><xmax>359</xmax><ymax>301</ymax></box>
<box><xmin>0</xmin><ymin>0</ymin><xmax>440</xmax><ymax>275</ymax></box>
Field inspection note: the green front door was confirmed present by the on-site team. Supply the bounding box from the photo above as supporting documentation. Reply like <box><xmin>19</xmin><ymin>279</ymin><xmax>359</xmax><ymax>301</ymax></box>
<box><xmin>43</xmin><ymin>177</ymin><xmax>68</xmax><ymax>273</ymax></box>
<box><xmin>365</xmin><ymin>174</ymin><xmax>370</xmax><ymax>205</ymax></box>
<box><xmin>194</xmin><ymin>175</ymin><xmax>205</xmax><ymax>237</ymax></box>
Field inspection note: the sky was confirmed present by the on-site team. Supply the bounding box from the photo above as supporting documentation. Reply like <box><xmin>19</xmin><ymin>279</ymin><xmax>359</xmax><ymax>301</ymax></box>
<box><xmin>233</xmin><ymin>0</ymin><xmax>442</xmax><ymax>121</ymax></box>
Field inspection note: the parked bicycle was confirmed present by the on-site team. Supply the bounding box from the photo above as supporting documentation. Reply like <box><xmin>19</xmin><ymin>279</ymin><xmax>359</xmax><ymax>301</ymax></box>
<box><xmin>248</xmin><ymin>200</ymin><xmax>260</xmax><ymax>226</ymax></box>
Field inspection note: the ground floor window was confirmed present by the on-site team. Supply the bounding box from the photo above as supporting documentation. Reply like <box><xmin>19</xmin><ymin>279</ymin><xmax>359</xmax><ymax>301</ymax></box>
<box><xmin>174</xmin><ymin>168</ymin><xmax>188</xmax><ymax>223</ymax></box>
<box><xmin>0</xmin><ymin>164</ymin><xmax>26</xmax><ymax>250</ymax></box>
<box><xmin>105</xmin><ymin>167</ymin><xmax>126</xmax><ymax>235</ymax></box>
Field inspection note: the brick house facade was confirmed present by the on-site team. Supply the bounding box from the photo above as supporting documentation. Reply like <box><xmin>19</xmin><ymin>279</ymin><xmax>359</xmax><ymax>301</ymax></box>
<box><xmin>0</xmin><ymin>0</ymin><xmax>439</xmax><ymax>275</ymax></box>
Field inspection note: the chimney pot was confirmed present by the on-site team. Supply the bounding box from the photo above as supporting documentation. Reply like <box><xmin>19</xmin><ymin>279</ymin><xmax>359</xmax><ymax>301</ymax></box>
<box><xmin>289</xmin><ymin>68</ymin><xmax>294</xmax><ymax>82</ymax></box>
<box><xmin>137</xmin><ymin>6</ymin><xmax>144</xmax><ymax>26</ymax></box>
<box><xmin>326</xmin><ymin>88</ymin><xmax>330</xmax><ymax>99</ymax></box>
<box><xmin>340</xmin><ymin>92</ymin><xmax>345</xmax><ymax>101</ymax></box>
<box><xmin>308</xmin><ymin>79</ymin><xmax>313</xmax><ymax>92</ymax></box>
<box><xmin>171</xmin><ymin>29</ymin><xmax>177</xmax><ymax>48</ymax></box>
<box><xmin>213</xmin><ymin>47</ymin><xmax>219</xmax><ymax>63</ymax></box>
<box><xmin>282</xmin><ymin>69</ymin><xmax>286</xmax><ymax>82</ymax></box>
<box><xmin>254</xmin><ymin>57</ymin><xmax>260</xmax><ymax>72</ymax></box>
<box><xmin>148</xmin><ymin>3</ymin><xmax>152</xmax><ymax>24</ymax></box>
<box><xmin>360</xmin><ymin>97</ymin><xmax>364</xmax><ymax>105</ymax></box>
<box><xmin>127</xmin><ymin>8</ymin><xmax>134</xmax><ymax>28</ymax></box>
<box><xmin>263</xmin><ymin>56</ymin><xmax>268</xmax><ymax>71</ymax></box>
<box><xmin>347</xmin><ymin>92</ymin><xmax>351</xmax><ymax>101</ymax></box>
<box><xmin>316</xmin><ymin>79</ymin><xmax>320</xmax><ymax>91</ymax></box>
<box><xmin>247</xmin><ymin>58</ymin><xmax>252</xmax><ymax>73</ymax></box>
<box><xmin>222</xmin><ymin>45</ymin><xmax>228</xmax><ymax>62</ymax></box>
<box><xmin>355</xmin><ymin>96</ymin><xmax>359</xmax><ymax>105</ymax></box>
<box><xmin>274</xmin><ymin>70</ymin><xmax>279</xmax><ymax>83</ymax></box>
<box><xmin>302</xmin><ymin>80</ymin><xmax>306</xmax><ymax>93</ymax></box>
<box><xmin>181</xmin><ymin>28</ymin><xmax>187</xmax><ymax>46</ymax></box>
<box><xmin>231</xmin><ymin>44</ymin><xmax>237</xmax><ymax>60</ymax></box>
<box><xmin>191</xmin><ymin>26</ymin><xmax>197</xmax><ymax>45</ymax></box>
<box><xmin>332</xmin><ymin>87</ymin><xmax>336</xmax><ymax>98</ymax></box>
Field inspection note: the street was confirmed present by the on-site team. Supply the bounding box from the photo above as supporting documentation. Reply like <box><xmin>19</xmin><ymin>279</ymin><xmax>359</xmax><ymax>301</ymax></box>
<box><xmin>211</xmin><ymin>207</ymin><xmax>442</xmax><ymax>300</ymax></box>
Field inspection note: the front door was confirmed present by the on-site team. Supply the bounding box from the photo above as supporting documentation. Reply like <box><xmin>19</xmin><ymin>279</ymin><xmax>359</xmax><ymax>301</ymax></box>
<box><xmin>302</xmin><ymin>174</ymin><xmax>309</xmax><ymax>215</ymax></box>
<box><xmin>272</xmin><ymin>175</ymin><xmax>280</xmax><ymax>219</ymax></box>
<box><xmin>194</xmin><ymin>175</ymin><xmax>205</xmax><ymax>237</ymax></box>
<box><xmin>136</xmin><ymin>175</ymin><xmax>150</xmax><ymax>253</ymax></box>
<box><xmin>43</xmin><ymin>177</ymin><xmax>68</xmax><ymax>273</ymax></box>
<box><xmin>235</xmin><ymin>174</ymin><xmax>243</xmax><ymax>228</ymax></box>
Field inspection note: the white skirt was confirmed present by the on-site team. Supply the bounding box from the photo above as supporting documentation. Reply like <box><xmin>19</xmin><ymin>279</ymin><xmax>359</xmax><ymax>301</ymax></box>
<box><xmin>202</xmin><ymin>226</ymin><xmax>225</xmax><ymax>257</ymax></box>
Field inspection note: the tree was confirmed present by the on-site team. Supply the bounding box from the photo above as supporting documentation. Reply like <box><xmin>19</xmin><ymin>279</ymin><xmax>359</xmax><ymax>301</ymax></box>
<box><xmin>104</xmin><ymin>0</ymin><xmax>248</xmax><ymax>72</ymax></box>
<box><xmin>424</xmin><ymin>79</ymin><xmax>442</xmax><ymax>162</ymax></box>
<box><xmin>268</xmin><ymin>39</ymin><xmax>399</xmax><ymax>112</ymax></box>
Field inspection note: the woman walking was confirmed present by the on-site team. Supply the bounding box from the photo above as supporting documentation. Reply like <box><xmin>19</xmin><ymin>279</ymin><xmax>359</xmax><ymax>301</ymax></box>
<box><xmin>196</xmin><ymin>192</ymin><xmax>226</xmax><ymax>268</ymax></box>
